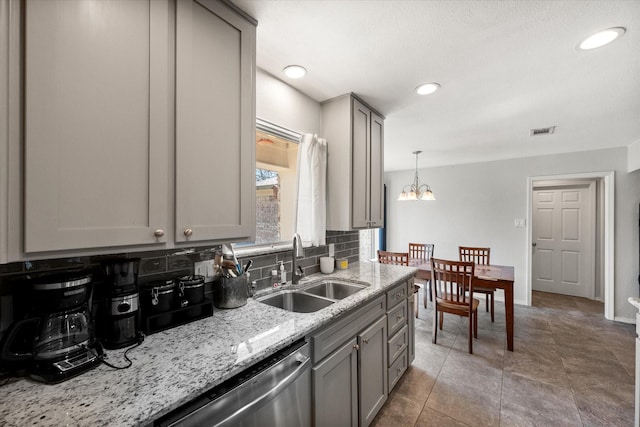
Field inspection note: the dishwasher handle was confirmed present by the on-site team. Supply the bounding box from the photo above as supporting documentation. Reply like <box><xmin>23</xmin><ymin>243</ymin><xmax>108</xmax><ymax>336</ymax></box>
<box><xmin>214</xmin><ymin>350</ymin><xmax>311</xmax><ymax>426</ymax></box>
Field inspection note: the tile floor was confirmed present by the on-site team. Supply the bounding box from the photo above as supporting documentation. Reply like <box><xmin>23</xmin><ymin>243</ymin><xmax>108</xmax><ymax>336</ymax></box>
<box><xmin>371</xmin><ymin>290</ymin><xmax>636</xmax><ymax>427</ymax></box>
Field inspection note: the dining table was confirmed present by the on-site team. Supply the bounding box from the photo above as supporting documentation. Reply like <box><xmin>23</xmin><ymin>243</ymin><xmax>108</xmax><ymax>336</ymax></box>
<box><xmin>409</xmin><ymin>259</ymin><xmax>516</xmax><ymax>351</ymax></box>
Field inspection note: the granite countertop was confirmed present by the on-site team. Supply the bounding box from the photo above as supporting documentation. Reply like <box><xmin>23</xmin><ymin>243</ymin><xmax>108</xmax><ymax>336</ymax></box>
<box><xmin>0</xmin><ymin>262</ymin><xmax>416</xmax><ymax>427</ymax></box>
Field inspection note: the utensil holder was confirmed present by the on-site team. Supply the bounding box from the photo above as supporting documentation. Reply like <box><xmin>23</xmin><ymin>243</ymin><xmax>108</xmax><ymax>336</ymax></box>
<box><xmin>213</xmin><ymin>274</ymin><xmax>249</xmax><ymax>309</ymax></box>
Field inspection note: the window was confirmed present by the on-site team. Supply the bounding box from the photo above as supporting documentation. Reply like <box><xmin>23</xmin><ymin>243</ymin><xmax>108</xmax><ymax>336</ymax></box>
<box><xmin>254</xmin><ymin>120</ymin><xmax>300</xmax><ymax>245</ymax></box>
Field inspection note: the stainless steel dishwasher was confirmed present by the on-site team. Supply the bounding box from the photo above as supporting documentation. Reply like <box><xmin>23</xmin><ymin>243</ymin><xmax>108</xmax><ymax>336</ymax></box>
<box><xmin>154</xmin><ymin>340</ymin><xmax>311</xmax><ymax>427</ymax></box>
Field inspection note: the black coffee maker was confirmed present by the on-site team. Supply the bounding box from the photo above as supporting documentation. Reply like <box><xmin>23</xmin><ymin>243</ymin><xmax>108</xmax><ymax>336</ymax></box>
<box><xmin>102</xmin><ymin>258</ymin><xmax>141</xmax><ymax>349</ymax></box>
<box><xmin>0</xmin><ymin>272</ymin><xmax>103</xmax><ymax>384</ymax></box>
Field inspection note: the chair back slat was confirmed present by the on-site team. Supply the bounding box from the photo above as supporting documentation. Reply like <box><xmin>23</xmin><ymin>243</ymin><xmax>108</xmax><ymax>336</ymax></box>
<box><xmin>459</xmin><ymin>246</ymin><xmax>490</xmax><ymax>265</ymax></box>
<box><xmin>408</xmin><ymin>243</ymin><xmax>434</xmax><ymax>260</ymax></box>
<box><xmin>377</xmin><ymin>250</ymin><xmax>409</xmax><ymax>266</ymax></box>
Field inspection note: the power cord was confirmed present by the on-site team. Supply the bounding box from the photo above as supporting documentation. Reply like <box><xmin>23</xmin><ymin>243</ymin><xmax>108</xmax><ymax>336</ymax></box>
<box><xmin>91</xmin><ymin>332</ymin><xmax>145</xmax><ymax>370</ymax></box>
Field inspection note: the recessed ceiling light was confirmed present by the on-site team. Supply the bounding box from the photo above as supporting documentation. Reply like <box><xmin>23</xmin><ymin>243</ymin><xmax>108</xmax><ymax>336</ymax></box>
<box><xmin>283</xmin><ymin>65</ymin><xmax>307</xmax><ymax>79</ymax></box>
<box><xmin>578</xmin><ymin>27</ymin><xmax>626</xmax><ymax>50</ymax></box>
<box><xmin>415</xmin><ymin>83</ymin><xmax>440</xmax><ymax>95</ymax></box>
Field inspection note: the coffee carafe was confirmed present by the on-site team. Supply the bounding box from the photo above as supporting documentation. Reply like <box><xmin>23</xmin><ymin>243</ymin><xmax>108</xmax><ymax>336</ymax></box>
<box><xmin>0</xmin><ymin>272</ymin><xmax>102</xmax><ymax>384</ymax></box>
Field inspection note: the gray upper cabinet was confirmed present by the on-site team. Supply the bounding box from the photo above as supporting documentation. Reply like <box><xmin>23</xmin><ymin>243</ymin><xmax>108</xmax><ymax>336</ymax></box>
<box><xmin>322</xmin><ymin>94</ymin><xmax>384</xmax><ymax>231</ymax></box>
<box><xmin>175</xmin><ymin>0</ymin><xmax>255</xmax><ymax>243</ymax></box>
<box><xmin>18</xmin><ymin>0</ymin><xmax>255</xmax><ymax>256</ymax></box>
<box><xmin>23</xmin><ymin>0</ymin><xmax>171</xmax><ymax>252</ymax></box>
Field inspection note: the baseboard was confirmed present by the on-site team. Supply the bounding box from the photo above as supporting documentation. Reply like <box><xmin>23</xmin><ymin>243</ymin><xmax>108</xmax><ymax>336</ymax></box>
<box><xmin>614</xmin><ymin>316</ymin><xmax>636</xmax><ymax>325</ymax></box>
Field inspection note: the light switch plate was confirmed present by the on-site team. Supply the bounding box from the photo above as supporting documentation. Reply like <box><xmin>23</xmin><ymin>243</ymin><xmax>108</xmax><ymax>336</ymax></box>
<box><xmin>514</xmin><ymin>218</ymin><xmax>526</xmax><ymax>227</ymax></box>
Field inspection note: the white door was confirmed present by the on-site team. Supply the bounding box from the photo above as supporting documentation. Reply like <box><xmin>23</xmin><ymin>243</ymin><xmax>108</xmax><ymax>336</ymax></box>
<box><xmin>532</xmin><ymin>182</ymin><xmax>595</xmax><ymax>298</ymax></box>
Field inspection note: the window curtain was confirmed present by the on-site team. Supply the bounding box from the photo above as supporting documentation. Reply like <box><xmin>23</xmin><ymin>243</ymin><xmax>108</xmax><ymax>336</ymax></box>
<box><xmin>294</xmin><ymin>134</ymin><xmax>327</xmax><ymax>246</ymax></box>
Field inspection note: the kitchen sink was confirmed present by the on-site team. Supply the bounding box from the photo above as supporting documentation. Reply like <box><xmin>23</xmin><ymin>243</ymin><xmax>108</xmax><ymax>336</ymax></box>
<box><xmin>303</xmin><ymin>280</ymin><xmax>367</xmax><ymax>300</ymax></box>
<box><xmin>255</xmin><ymin>279</ymin><xmax>369</xmax><ymax>313</ymax></box>
<box><xmin>256</xmin><ymin>291</ymin><xmax>335</xmax><ymax>313</ymax></box>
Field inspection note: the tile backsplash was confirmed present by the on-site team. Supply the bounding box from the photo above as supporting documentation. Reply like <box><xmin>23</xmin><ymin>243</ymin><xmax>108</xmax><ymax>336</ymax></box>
<box><xmin>0</xmin><ymin>230</ymin><xmax>360</xmax><ymax>337</ymax></box>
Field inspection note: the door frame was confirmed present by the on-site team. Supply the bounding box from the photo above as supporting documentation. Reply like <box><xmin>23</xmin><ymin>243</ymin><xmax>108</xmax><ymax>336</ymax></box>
<box><xmin>526</xmin><ymin>171</ymin><xmax>615</xmax><ymax>320</ymax></box>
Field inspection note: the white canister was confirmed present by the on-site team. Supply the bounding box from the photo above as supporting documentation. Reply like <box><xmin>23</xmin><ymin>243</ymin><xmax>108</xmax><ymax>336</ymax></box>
<box><xmin>320</xmin><ymin>256</ymin><xmax>335</xmax><ymax>274</ymax></box>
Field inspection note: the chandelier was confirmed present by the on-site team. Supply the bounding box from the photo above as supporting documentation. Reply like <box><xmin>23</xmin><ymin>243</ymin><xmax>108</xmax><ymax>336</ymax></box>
<box><xmin>397</xmin><ymin>151</ymin><xmax>435</xmax><ymax>201</ymax></box>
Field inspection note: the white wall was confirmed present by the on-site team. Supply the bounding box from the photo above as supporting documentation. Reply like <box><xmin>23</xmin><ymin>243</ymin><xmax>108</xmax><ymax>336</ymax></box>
<box><xmin>384</xmin><ymin>147</ymin><xmax>640</xmax><ymax>320</ymax></box>
<box><xmin>256</xmin><ymin>68</ymin><xmax>321</xmax><ymax>135</ymax></box>
<box><xmin>629</xmin><ymin>140</ymin><xmax>640</xmax><ymax>172</ymax></box>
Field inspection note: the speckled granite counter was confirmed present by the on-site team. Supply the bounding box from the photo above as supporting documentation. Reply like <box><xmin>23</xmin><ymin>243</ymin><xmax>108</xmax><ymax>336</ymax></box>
<box><xmin>0</xmin><ymin>262</ymin><xmax>416</xmax><ymax>427</ymax></box>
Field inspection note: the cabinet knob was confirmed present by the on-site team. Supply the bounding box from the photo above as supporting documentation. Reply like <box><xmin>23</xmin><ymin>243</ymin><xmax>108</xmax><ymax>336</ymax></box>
<box><xmin>184</xmin><ymin>228</ymin><xmax>193</xmax><ymax>237</ymax></box>
<box><xmin>353</xmin><ymin>344</ymin><xmax>360</xmax><ymax>351</ymax></box>
<box><xmin>362</xmin><ymin>338</ymin><xmax>369</xmax><ymax>344</ymax></box>
<box><xmin>397</xmin><ymin>315</ymin><xmax>402</xmax><ymax>321</ymax></box>
<box><xmin>154</xmin><ymin>229</ymin><xmax>165</xmax><ymax>238</ymax></box>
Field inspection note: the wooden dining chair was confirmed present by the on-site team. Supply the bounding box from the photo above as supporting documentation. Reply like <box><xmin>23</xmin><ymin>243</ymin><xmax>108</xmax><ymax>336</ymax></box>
<box><xmin>459</xmin><ymin>246</ymin><xmax>494</xmax><ymax>322</ymax></box>
<box><xmin>377</xmin><ymin>250</ymin><xmax>419</xmax><ymax>317</ymax></box>
<box><xmin>377</xmin><ymin>250</ymin><xmax>409</xmax><ymax>266</ymax></box>
<box><xmin>408</xmin><ymin>243</ymin><xmax>434</xmax><ymax>309</ymax></box>
<box><xmin>430</xmin><ymin>258</ymin><xmax>479</xmax><ymax>354</ymax></box>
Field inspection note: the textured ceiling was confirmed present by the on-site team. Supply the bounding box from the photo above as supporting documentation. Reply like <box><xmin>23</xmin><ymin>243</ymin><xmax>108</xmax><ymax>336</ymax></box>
<box><xmin>231</xmin><ymin>0</ymin><xmax>640</xmax><ymax>171</ymax></box>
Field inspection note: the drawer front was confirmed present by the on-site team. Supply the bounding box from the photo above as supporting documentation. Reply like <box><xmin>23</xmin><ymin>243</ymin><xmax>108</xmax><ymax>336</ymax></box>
<box><xmin>310</xmin><ymin>295</ymin><xmax>386</xmax><ymax>363</ymax></box>
<box><xmin>388</xmin><ymin>348</ymin><xmax>408</xmax><ymax>391</ymax></box>
<box><xmin>387</xmin><ymin>300</ymin><xmax>407</xmax><ymax>337</ymax></box>
<box><xmin>387</xmin><ymin>324</ymin><xmax>408</xmax><ymax>366</ymax></box>
<box><xmin>386</xmin><ymin>282</ymin><xmax>407</xmax><ymax>310</ymax></box>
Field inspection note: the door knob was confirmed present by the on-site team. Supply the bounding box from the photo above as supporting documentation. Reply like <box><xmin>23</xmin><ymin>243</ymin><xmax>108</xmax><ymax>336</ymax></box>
<box><xmin>184</xmin><ymin>228</ymin><xmax>193</xmax><ymax>237</ymax></box>
<box><xmin>154</xmin><ymin>229</ymin><xmax>165</xmax><ymax>238</ymax></box>
<box><xmin>532</xmin><ymin>242</ymin><xmax>537</xmax><ymax>247</ymax></box>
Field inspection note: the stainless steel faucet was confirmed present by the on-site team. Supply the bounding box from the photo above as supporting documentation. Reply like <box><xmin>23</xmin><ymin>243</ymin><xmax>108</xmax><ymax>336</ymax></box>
<box><xmin>292</xmin><ymin>233</ymin><xmax>304</xmax><ymax>284</ymax></box>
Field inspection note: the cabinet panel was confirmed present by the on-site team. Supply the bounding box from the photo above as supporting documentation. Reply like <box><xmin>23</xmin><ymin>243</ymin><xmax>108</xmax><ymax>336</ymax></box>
<box><xmin>369</xmin><ymin>112</ymin><xmax>384</xmax><ymax>227</ymax></box>
<box><xmin>313</xmin><ymin>337</ymin><xmax>358</xmax><ymax>427</ymax></box>
<box><xmin>388</xmin><ymin>349</ymin><xmax>408</xmax><ymax>391</ymax></box>
<box><xmin>175</xmin><ymin>0</ymin><xmax>255</xmax><ymax>243</ymax></box>
<box><xmin>386</xmin><ymin>282</ymin><xmax>408</xmax><ymax>309</ymax></box>
<box><xmin>24</xmin><ymin>0</ymin><xmax>170</xmax><ymax>252</ymax></box>
<box><xmin>352</xmin><ymin>99</ymin><xmax>370</xmax><ymax>229</ymax></box>
<box><xmin>388</xmin><ymin>324</ymin><xmax>408</xmax><ymax>366</ymax></box>
<box><xmin>359</xmin><ymin>316</ymin><xmax>388</xmax><ymax>427</ymax></box>
<box><xmin>322</xmin><ymin>93</ymin><xmax>384</xmax><ymax>231</ymax></box>
<box><xmin>387</xmin><ymin>300</ymin><xmax>407</xmax><ymax>337</ymax></box>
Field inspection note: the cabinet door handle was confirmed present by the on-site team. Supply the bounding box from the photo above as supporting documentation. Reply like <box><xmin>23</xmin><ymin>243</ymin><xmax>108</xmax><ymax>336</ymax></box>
<box><xmin>362</xmin><ymin>338</ymin><xmax>369</xmax><ymax>344</ymax></box>
<box><xmin>353</xmin><ymin>344</ymin><xmax>360</xmax><ymax>351</ymax></box>
<box><xmin>154</xmin><ymin>229</ymin><xmax>165</xmax><ymax>237</ymax></box>
<box><xmin>396</xmin><ymin>293</ymin><xmax>402</xmax><ymax>299</ymax></box>
<box><xmin>397</xmin><ymin>315</ymin><xmax>402</xmax><ymax>321</ymax></box>
<box><xmin>184</xmin><ymin>228</ymin><xmax>193</xmax><ymax>237</ymax></box>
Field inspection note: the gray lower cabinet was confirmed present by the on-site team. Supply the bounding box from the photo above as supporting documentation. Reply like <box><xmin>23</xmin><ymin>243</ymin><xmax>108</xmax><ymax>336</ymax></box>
<box><xmin>310</xmin><ymin>295</ymin><xmax>388</xmax><ymax>427</ymax></box>
<box><xmin>312</xmin><ymin>337</ymin><xmax>359</xmax><ymax>427</ymax></box>
<box><xmin>386</xmin><ymin>280</ymin><xmax>412</xmax><ymax>392</ymax></box>
<box><xmin>358</xmin><ymin>316</ymin><xmax>388</xmax><ymax>426</ymax></box>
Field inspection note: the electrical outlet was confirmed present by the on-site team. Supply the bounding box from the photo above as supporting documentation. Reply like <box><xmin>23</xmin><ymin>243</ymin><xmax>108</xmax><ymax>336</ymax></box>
<box><xmin>194</xmin><ymin>260</ymin><xmax>215</xmax><ymax>283</ymax></box>
<box><xmin>328</xmin><ymin>243</ymin><xmax>335</xmax><ymax>257</ymax></box>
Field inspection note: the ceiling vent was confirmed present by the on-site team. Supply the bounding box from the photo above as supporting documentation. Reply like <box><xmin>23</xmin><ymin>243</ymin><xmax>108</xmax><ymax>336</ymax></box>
<box><xmin>530</xmin><ymin>126</ymin><xmax>556</xmax><ymax>136</ymax></box>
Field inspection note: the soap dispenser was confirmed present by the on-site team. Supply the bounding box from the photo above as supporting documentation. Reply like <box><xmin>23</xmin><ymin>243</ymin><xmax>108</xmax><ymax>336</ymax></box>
<box><xmin>279</xmin><ymin>261</ymin><xmax>286</xmax><ymax>285</ymax></box>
